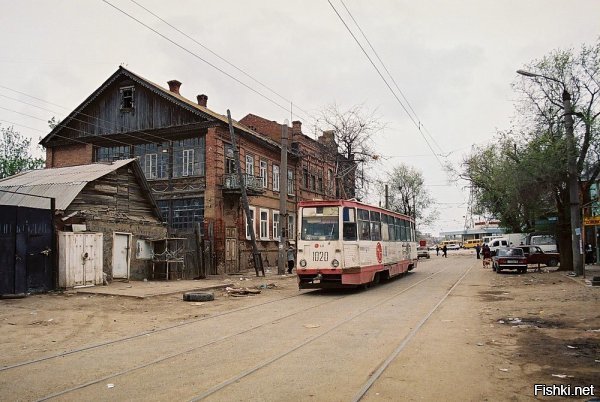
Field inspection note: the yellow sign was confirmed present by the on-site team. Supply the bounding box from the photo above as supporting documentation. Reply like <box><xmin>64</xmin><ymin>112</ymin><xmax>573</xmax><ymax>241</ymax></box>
<box><xmin>584</xmin><ymin>216</ymin><xmax>600</xmax><ymax>226</ymax></box>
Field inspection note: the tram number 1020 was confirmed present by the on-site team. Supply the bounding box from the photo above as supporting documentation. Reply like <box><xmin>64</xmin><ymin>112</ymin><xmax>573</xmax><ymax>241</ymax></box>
<box><xmin>312</xmin><ymin>251</ymin><xmax>329</xmax><ymax>261</ymax></box>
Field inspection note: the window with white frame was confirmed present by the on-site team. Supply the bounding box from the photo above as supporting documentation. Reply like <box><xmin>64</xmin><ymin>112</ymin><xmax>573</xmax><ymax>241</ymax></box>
<box><xmin>182</xmin><ymin>149</ymin><xmax>194</xmax><ymax>176</ymax></box>
<box><xmin>273</xmin><ymin>211</ymin><xmax>280</xmax><ymax>240</ymax></box>
<box><xmin>259</xmin><ymin>208</ymin><xmax>269</xmax><ymax>240</ymax></box>
<box><xmin>246</xmin><ymin>154</ymin><xmax>254</xmax><ymax>176</ymax></box>
<box><xmin>260</xmin><ymin>160</ymin><xmax>268</xmax><ymax>188</ymax></box>
<box><xmin>273</xmin><ymin>165</ymin><xmax>280</xmax><ymax>192</ymax></box>
<box><xmin>287</xmin><ymin>169</ymin><xmax>294</xmax><ymax>195</ymax></box>
<box><xmin>288</xmin><ymin>213</ymin><xmax>295</xmax><ymax>239</ymax></box>
<box><xmin>246</xmin><ymin>206</ymin><xmax>256</xmax><ymax>240</ymax></box>
<box><xmin>144</xmin><ymin>153</ymin><xmax>158</xmax><ymax>179</ymax></box>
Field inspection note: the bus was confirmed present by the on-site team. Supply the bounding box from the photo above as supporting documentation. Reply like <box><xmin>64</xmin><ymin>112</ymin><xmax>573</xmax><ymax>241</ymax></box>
<box><xmin>462</xmin><ymin>239</ymin><xmax>482</xmax><ymax>249</ymax></box>
<box><xmin>296</xmin><ymin>199</ymin><xmax>418</xmax><ymax>289</ymax></box>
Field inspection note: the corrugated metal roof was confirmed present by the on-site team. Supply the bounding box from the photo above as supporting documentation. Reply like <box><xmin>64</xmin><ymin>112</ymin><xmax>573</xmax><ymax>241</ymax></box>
<box><xmin>0</xmin><ymin>159</ymin><xmax>136</xmax><ymax>210</ymax></box>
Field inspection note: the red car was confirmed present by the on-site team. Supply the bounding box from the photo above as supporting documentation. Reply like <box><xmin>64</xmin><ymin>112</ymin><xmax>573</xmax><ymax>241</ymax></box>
<box><xmin>517</xmin><ymin>245</ymin><xmax>559</xmax><ymax>267</ymax></box>
<box><xmin>492</xmin><ymin>247</ymin><xmax>528</xmax><ymax>274</ymax></box>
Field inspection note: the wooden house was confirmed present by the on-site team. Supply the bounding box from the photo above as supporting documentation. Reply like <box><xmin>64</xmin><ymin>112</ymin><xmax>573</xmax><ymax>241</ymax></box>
<box><xmin>40</xmin><ymin>67</ymin><xmax>351</xmax><ymax>274</ymax></box>
<box><xmin>0</xmin><ymin>159</ymin><xmax>167</xmax><ymax>282</ymax></box>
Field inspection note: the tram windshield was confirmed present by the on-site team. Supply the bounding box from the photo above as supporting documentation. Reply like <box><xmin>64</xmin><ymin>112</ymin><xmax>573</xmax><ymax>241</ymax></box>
<box><xmin>301</xmin><ymin>206</ymin><xmax>339</xmax><ymax>240</ymax></box>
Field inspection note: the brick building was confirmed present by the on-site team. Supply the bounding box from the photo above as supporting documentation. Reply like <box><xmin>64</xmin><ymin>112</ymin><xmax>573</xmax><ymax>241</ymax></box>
<box><xmin>40</xmin><ymin>67</ymin><xmax>352</xmax><ymax>274</ymax></box>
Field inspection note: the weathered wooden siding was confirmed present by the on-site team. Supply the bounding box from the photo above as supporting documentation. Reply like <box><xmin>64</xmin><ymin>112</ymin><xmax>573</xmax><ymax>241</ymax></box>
<box><xmin>65</xmin><ymin>166</ymin><xmax>167</xmax><ymax>279</ymax></box>
<box><xmin>60</xmin><ymin>79</ymin><xmax>206</xmax><ymax>138</ymax></box>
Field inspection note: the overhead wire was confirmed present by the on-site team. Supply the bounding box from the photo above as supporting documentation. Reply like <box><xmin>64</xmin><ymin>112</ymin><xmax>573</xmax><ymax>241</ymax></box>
<box><xmin>102</xmin><ymin>0</ymin><xmax>310</xmax><ymax>124</ymax></box>
<box><xmin>127</xmin><ymin>0</ymin><xmax>316</xmax><ymax>125</ymax></box>
<box><xmin>338</xmin><ymin>0</ymin><xmax>444</xmax><ymax>155</ymax></box>
<box><xmin>326</xmin><ymin>0</ymin><xmax>446</xmax><ymax>169</ymax></box>
<box><xmin>0</xmin><ymin>93</ymin><xmax>176</xmax><ymax>148</ymax></box>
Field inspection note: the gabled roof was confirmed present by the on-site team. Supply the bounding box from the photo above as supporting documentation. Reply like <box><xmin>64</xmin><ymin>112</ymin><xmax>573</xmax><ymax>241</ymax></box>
<box><xmin>40</xmin><ymin>66</ymin><xmax>280</xmax><ymax>148</ymax></box>
<box><xmin>0</xmin><ymin>159</ymin><xmax>161</xmax><ymax>218</ymax></box>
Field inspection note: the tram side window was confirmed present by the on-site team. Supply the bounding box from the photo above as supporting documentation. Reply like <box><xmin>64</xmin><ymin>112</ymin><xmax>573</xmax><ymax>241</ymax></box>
<box><xmin>381</xmin><ymin>214</ymin><xmax>389</xmax><ymax>241</ymax></box>
<box><xmin>401</xmin><ymin>219</ymin><xmax>408</xmax><ymax>241</ymax></box>
<box><xmin>358</xmin><ymin>208</ymin><xmax>370</xmax><ymax>240</ymax></box>
<box><xmin>394</xmin><ymin>217</ymin><xmax>401</xmax><ymax>241</ymax></box>
<box><xmin>370</xmin><ymin>211</ymin><xmax>381</xmax><ymax>241</ymax></box>
<box><xmin>387</xmin><ymin>215</ymin><xmax>395</xmax><ymax>241</ymax></box>
<box><xmin>343</xmin><ymin>207</ymin><xmax>357</xmax><ymax>241</ymax></box>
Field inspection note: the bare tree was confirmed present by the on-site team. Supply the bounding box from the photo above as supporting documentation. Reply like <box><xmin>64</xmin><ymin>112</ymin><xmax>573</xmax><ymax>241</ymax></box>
<box><xmin>377</xmin><ymin>163</ymin><xmax>438</xmax><ymax>231</ymax></box>
<box><xmin>315</xmin><ymin>103</ymin><xmax>385</xmax><ymax>199</ymax></box>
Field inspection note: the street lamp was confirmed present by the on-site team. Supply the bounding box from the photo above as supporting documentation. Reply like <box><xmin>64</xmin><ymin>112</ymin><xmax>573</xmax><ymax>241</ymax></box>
<box><xmin>517</xmin><ymin>69</ymin><xmax>583</xmax><ymax>276</ymax></box>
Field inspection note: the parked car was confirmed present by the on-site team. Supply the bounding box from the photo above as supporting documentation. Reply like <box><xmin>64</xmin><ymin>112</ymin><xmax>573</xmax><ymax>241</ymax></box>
<box><xmin>446</xmin><ymin>243</ymin><xmax>460</xmax><ymax>250</ymax></box>
<box><xmin>417</xmin><ymin>246</ymin><xmax>430</xmax><ymax>259</ymax></box>
<box><xmin>517</xmin><ymin>245</ymin><xmax>559</xmax><ymax>267</ymax></box>
<box><xmin>492</xmin><ymin>247</ymin><xmax>528</xmax><ymax>274</ymax></box>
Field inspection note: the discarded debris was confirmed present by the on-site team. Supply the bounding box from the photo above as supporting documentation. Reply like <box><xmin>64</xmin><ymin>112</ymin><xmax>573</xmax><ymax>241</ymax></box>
<box><xmin>476</xmin><ymin>343</ymin><xmax>484</xmax><ymax>347</ymax></box>
<box><xmin>304</xmin><ymin>324</ymin><xmax>320</xmax><ymax>329</ymax></box>
<box><xmin>499</xmin><ymin>368</ymin><xmax>509</xmax><ymax>372</ymax></box>
<box><xmin>257</xmin><ymin>283</ymin><xmax>277</xmax><ymax>289</ymax></box>
<box><xmin>225</xmin><ymin>287</ymin><xmax>261</xmax><ymax>296</ymax></box>
<box><xmin>566</xmin><ymin>345</ymin><xmax>577</xmax><ymax>349</ymax></box>
<box><xmin>107</xmin><ymin>384</ymin><xmax>115</xmax><ymax>389</ymax></box>
<box><xmin>551</xmin><ymin>374</ymin><xmax>567</xmax><ymax>379</ymax></box>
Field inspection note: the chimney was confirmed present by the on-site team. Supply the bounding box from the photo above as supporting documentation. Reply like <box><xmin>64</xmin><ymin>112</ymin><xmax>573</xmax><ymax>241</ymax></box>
<box><xmin>292</xmin><ymin>120</ymin><xmax>302</xmax><ymax>136</ymax></box>
<box><xmin>318</xmin><ymin>130</ymin><xmax>337</xmax><ymax>147</ymax></box>
<box><xmin>167</xmin><ymin>80</ymin><xmax>182</xmax><ymax>95</ymax></box>
<box><xmin>197</xmin><ymin>94</ymin><xmax>208</xmax><ymax>107</ymax></box>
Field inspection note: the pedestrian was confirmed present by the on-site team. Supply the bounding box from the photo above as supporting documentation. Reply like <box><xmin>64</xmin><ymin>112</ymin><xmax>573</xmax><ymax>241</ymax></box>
<box><xmin>482</xmin><ymin>244</ymin><xmax>491</xmax><ymax>268</ymax></box>
<box><xmin>585</xmin><ymin>243</ymin><xmax>593</xmax><ymax>264</ymax></box>
<box><xmin>442</xmin><ymin>244</ymin><xmax>448</xmax><ymax>258</ymax></box>
<box><xmin>436</xmin><ymin>245</ymin><xmax>440</xmax><ymax>256</ymax></box>
<box><xmin>475</xmin><ymin>244</ymin><xmax>481</xmax><ymax>259</ymax></box>
<box><xmin>287</xmin><ymin>244</ymin><xmax>295</xmax><ymax>274</ymax></box>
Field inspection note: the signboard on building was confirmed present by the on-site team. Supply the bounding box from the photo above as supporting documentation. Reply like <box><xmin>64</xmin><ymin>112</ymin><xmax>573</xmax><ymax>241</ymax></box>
<box><xmin>583</xmin><ymin>216</ymin><xmax>600</xmax><ymax>226</ymax></box>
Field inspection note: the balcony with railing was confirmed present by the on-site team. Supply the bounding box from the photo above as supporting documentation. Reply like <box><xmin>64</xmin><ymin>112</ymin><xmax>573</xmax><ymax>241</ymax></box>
<box><xmin>222</xmin><ymin>173</ymin><xmax>265</xmax><ymax>195</ymax></box>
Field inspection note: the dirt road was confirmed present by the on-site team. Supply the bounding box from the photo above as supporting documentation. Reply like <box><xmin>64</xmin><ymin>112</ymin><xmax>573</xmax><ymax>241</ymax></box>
<box><xmin>0</xmin><ymin>254</ymin><xmax>598</xmax><ymax>401</ymax></box>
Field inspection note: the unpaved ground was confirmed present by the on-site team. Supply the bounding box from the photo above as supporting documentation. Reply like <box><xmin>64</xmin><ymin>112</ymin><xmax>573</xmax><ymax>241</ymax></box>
<box><xmin>479</xmin><ymin>268</ymin><xmax>600</xmax><ymax>398</ymax></box>
<box><xmin>0</xmin><ymin>261</ymin><xmax>598</xmax><ymax>400</ymax></box>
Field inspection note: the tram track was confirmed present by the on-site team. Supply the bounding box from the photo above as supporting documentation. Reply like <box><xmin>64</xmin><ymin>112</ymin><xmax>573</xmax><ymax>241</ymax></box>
<box><xmin>3</xmin><ymin>265</ymin><xmax>454</xmax><ymax>401</ymax></box>
<box><xmin>186</xmin><ymin>263</ymin><xmax>468</xmax><ymax>401</ymax></box>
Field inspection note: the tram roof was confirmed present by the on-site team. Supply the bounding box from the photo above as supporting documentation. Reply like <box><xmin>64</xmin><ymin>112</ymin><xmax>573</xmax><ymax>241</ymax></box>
<box><xmin>298</xmin><ymin>199</ymin><xmax>413</xmax><ymax>221</ymax></box>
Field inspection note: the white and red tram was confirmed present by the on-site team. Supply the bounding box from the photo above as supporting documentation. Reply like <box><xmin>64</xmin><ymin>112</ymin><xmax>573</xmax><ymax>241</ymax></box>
<box><xmin>296</xmin><ymin>199</ymin><xmax>418</xmax><ymax>289</ymax></box>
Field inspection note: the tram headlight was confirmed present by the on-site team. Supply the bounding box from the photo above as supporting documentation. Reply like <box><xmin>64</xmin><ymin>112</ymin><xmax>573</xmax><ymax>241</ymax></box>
<box><xmin>331</xmin><ymin>259</ymin><xmax>339</xmax><ymax>268</ymax></box>
<box><xmin>299</xmin><ymin>259</ymin><xmax>307</xmax><ymax>267</ymax></box>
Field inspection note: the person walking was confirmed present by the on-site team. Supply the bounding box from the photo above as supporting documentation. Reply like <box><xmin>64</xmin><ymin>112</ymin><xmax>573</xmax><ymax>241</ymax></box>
<box><xmin>475</xmin><ymin>244</ymin><xmax>481</xmax><ymax>259</ymax></box>
<box><xmin>442</xmin><ymin>244</ymin><xmax>448</xmax><ymax>258</ymax></box>
<box><xmin>436</xmin><ymin>245</ymin><xmax>440</xmax><ymax>256</ymax></box>
<box><xmin>287</xmin><ymin>244</ymin><xmax>295</xmax><ymax>274</ymax></box>
<box><xmin>482</xmin><ymin>244</ymin><xmax>491</xmax><ymax>268</ymax></box>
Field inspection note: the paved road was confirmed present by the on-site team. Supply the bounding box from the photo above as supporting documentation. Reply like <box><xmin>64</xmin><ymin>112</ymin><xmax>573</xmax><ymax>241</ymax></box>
<box><xmin>2</xmin><ymin>255</ymin><xmax>492</xmax><ymax>401</ymax></box>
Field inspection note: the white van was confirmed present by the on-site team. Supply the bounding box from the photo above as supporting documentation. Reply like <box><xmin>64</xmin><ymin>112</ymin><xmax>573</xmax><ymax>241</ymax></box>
<box><xmin>488</xmin><ymin>237</ymin><xmax>509</xmax><ymax>255</ymax></box>
<box><xmin>529</xmin><ymin>235</ymin><xmax>558</xmax><ymax>253</ymax></box>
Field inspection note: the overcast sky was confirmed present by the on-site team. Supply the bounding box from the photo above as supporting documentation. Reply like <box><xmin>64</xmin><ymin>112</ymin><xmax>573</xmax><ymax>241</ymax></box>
<box><xmin>1</xmin><ymin>0</ymin><xmax>599</xmax><ymax>236</ymax></box>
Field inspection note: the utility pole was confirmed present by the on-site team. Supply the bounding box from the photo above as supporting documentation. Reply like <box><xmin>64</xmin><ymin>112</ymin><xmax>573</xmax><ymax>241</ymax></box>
<box><xmin>563</xmin><ymin>90</ymin><xmax>584</xmax><ymax>276</ymax></box>
<box><xmin>278</xmin><ymin>121</ymin><xmax>289</xmax><ymax>275</ymax></box>
<box><xmin>226</xmin><ymin>110</ymin><xmax>264</xmax><ymax>277</ymax></box>
<box><xmin>517</xmin><ymin>69</ymin><xmax>584</xmax><ymax>275</ymax></box>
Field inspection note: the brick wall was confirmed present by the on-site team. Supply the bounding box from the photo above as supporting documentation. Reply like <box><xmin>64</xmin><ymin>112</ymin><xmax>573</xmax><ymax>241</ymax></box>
<box><xmin>46</xmin><ymin>144</ymin><xmax>94</xmax><ymax>168</ymax></box>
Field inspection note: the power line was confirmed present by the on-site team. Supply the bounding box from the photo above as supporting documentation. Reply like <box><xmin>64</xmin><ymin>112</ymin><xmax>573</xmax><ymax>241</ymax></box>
<box><xmin>102</xmin><ymin>0</ymin><xmax>309</xmax><ymax>123</ymax></box>
<box><xmin>128</xmin><ymin>0</ymin><xmax>315</xmax><ymax>125</ymax></box>
<box><xmin>339</xmin><ymin>0</ymin><xmax>444</xmax><ymax>156</ymax></box>
<box><xmin>327</xmin><ymin>0</ymin><xmax>446</xmax><ymax>169</ymax></box>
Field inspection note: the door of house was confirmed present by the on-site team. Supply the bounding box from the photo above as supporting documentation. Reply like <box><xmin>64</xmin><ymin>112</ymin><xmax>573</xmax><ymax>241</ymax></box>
<box><xmin>225</xmin><ymin>227</ymin><xmax>238</xmax><ymax>273</ymax></box>
<box><xmin>112</xmin><ymin>233</ymin><xmax>131</xmax><ymax>279</ymax></box>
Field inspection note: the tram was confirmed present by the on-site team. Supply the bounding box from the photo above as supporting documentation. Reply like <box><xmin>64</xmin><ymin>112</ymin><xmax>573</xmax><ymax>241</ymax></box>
<box><xmin>296</xmin><ymin>199</ymin><xmax>418</xmax><ymax>289</ymax></box>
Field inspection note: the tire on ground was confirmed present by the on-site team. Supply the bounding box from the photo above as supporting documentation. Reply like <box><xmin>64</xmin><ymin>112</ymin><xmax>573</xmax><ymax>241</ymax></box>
<box><xmin>183</xmin><ymin>292</ymin><xmax>214</xmax><ymax>302</ymax></box>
